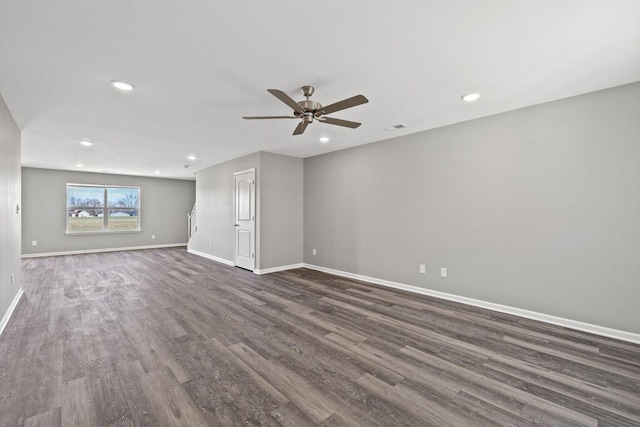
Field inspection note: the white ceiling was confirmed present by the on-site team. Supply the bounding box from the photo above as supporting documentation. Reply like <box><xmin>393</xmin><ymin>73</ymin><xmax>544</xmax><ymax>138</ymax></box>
<box><xmin>1</xmin><ymin>1</ymin><xmax>639</xmax><ymax>180</ymax></box>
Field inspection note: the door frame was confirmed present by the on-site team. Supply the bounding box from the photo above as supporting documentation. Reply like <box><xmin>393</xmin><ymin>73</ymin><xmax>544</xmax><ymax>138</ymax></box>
<box><xmin>233</xmin><ymin>168</ymin><xmax>256</xmax><ymax>271</ymax></box>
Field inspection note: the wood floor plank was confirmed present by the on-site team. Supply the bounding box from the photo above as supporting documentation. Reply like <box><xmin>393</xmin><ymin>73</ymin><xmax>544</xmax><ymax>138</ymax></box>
<box><xmin>489</xmin><ymin>352</ymin><xmax>640</xmax><ymax>409</ymax></box>
<box><xmin>356</xmin><ymin>373</ymin><xmax>477</xmax><ymax>427</ymax></box>
<box><xmin>85</xmin><ymin>367</ymin><xmax>135</xmax><ymax>426</ymax></box>
<box><xmin>60</xmin><ymin>377</ymin><xmax>97</xmax><ymax>427</ymax></box>
<box><xmin>208</xmin><ymin>337</ymin><xmax>290</xmax><ymax>406</ymax></box>
<box><xmin>0</xmin><ymin>248</ymin><xmax>638</xmax><ymax>426</ymax></box>
<box><xmin>400</xmin><ymin>345</ymin><xmax>599</xmax><ymax>426</ymax></box>
<box><xmin>503</xmin><ymin>335</ymin><xmax>640</xmax><ymax>380</ymax></box>
<box><xmin>23</xmin><ymin>407</ymin><xmax>61</xmax><ymax>427</ymax></box>
<box><xmin>484</xmin><ymin>357</ymin><xmax>640</xmax><ymax>423</ymax></box>
<box><xmin>116</xmin><ymin>360</ymin><xmax>161</xmax><ymax>426</ymax></box>
<box><xmin>270</xmin><ymin>401</ymin><xmax>316</xmax><ymax>426</ymax></box>
<box><xmin>243</xmin><ymin>299</ymin><xmax>406</xmax><ymax>385</ymax></box>
<box><xmin>228</xmin><ymin>342</ymin><xmax>337</xmax><ymax>423</ymax></box>
<box><xmin>136</xmin><ymin>363</ymin><xmax>209</xmax><ymax>427</ymax></box>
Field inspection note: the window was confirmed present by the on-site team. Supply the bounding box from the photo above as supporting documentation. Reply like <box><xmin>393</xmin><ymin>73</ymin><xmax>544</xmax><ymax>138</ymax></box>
<box><xmin>67</xmin><ymin>184</ymin><xmax>140</xmax><ymax>233</ymax></box>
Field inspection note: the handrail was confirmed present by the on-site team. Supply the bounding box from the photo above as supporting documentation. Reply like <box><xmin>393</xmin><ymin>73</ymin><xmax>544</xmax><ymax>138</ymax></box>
<box><xmin>187</xmin><ymin>203</ymin><xmax>196</xmax><ymax>244</ymax></box>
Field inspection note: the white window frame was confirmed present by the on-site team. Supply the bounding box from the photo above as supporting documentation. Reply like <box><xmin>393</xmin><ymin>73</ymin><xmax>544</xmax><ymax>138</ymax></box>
<box><xmin>66</xmin><ymin>183</ymin><xmax>142</xmax><ymax>235</ymax></box>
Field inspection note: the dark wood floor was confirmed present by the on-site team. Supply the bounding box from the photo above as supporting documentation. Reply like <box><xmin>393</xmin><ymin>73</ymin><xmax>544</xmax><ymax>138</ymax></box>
<box><xmin>1</xmin><ymin>249</ymin><xmax>639</xmax><ymax>426</ymax></box>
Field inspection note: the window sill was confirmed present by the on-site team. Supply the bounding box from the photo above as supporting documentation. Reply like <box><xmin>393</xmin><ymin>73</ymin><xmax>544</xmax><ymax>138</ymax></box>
<box><xmin>65</xmin><ymin>229</ymin><xmax>142</xmax><ymax>236</ymax></box>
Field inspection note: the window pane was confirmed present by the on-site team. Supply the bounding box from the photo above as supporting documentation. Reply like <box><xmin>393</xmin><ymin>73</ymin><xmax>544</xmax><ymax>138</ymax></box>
<box><xmin>107</xmin><ymin>187</ymin><xmax>139</xmax><ymax>208</ymax></box>
<box><xmin>107</xmin><ymin>209</ymin><xmax>139</xmax><ymax>231</ymax></box>
<box><xmin>67</xmin><ymin>184</ymin><xmax>140</xmax><ymax>233</ymax></box>
<box><xmin>68</xmin><ymin>209</ymin><xmax>104</xmax><ymax>232</ymax></box>
<box><xmin>67</xmin><ymin>186</ymin><xmax>104</xmax><ymax>208</ymax></box>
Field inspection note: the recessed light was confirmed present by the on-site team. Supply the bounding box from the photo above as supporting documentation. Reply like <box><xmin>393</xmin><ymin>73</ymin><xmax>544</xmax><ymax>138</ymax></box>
<box><xmin>154</xmin><ymin>170</ymin><xmax>161</xmax><ymax>175</ymax></box>
<box><xmin>319</xmin><ymin>137</ymin><xmax>330</xmax><ymax>143</ymax></box>
<box><xmin>80</xmin><ymin>140</ymin><xmax>93</xmax><ymax>146</ymax></box>
<box><xmin>461</xmin><ymin>93</ymin><xmax>480</xmax><ymax>102</ymax></box>
<box><xmin>110</xmin><ymin>80</ymin><xmax>135</xmax><ymax>91</ymax></box>
<box><xmin>75</xmin><ymin>163</ymin><xmax>83</xmax><ymax>168</ymax></box>
<box><xmin>187</xmin><ymin>155</ymin><xmax>197</xmax><ymax>161</ymax></box>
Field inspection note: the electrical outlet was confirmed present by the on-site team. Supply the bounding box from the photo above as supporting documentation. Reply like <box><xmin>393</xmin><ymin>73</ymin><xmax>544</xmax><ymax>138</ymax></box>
<box><xmin>208</xmin><ymin>241</ymin><xmax>212</xmax><ymax>248</ymax></box>
<box><xmin>419</xmin><ymin>264</ymin><xmax>426</xmax><ymax>274</ymax></box>
<box><xmin>11</xmin><ymin>273</ymin><xmax>14</xmax><ymax>285</ymax></box>
<box><xmin>151</xmin><ymin>234</ymin><xmax>156</xmax><ymax>240</ymax></box>
<box><xmin>440</xmin><ymin>267</ymin><xmax>448</xmax><ymax>278</ymax></box>
<box><xmin>32</xmin><ymin>240</ymin><xmax>37</xmax><ymax>246</ymax></box>
<box><xmin>313</xmin><ymin>249</ymin><xmax>317</xmax><ymax>255</ymax></box>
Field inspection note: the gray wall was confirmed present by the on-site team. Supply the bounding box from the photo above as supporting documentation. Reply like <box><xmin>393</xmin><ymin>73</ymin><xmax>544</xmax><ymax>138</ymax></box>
<box><xmin>304</xmin><ymin>82</ymin><xmax>640</xmax><ymax>334</ymax></box>
<box><xmin>260</xmin><ymin>152</ymin><xmax>303</xmax><ymax>269</ymax></box>
<box><xmin>0</xmin><ymin>92</ymin><xmax>22</xmax><ymax>321</ymax></box>
<box><xmin>191</xmin><ymin>152</ymin><xmax>261</xmax><ymax>264</ymax></box>
<box><xmin>22</xmin><ymin>168</ymin><xmax>195</xmax><ymax>255</ymax></box>
<box><xmin>192</xmin><ymin>152</ymin><xmax>303</xmax><ymax>270</ymax></box>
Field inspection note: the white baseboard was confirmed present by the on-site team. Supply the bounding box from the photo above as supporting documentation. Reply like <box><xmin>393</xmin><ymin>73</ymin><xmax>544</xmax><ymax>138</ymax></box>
<box><xmin>255</xmin><ymin>263</ymin><xmax>304</xmax><ymax>275</ymax></box>
<box><xmin>303</xmin><ymin>263</ymin><xmax>640</xmax><ymax>345</ymax></box>
<box><xmin>187</xmin><ymin>249</ymin><xmax>302</xmax><ymax>274</ymax></box>
<box><xmin>187</xmin><ymin>248</ymin><xmax>234</xmax><ymax>266</ymax></box>
<box><xmin>0</xmin><ymin>287</ymin><xmax>24</xmax><ymax>337</ymax></box>
<box><xmin>22</xmin><ymin>243</ymin><xmax>187</xmax><ymax>258</ymax></box>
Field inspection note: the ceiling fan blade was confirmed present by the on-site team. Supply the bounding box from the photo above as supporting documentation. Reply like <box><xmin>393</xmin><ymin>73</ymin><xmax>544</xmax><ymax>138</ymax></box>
<box><xmin>318</xmin><ymin>95</ymin><xmax>368</xmax><ymax>116</ymax></box>
<box><xmin>243</xmin><ymin>116</ymin><xmax>297</xmax><ymax>120</ymax></box>
<box><xmin>293</xmin><ymin>121</ymin><xmax>309</xmax><ymax>135</ymax></box>
<box><xmin>267</xmin><ymin>89</ymin><xmax>306</xmax><ymax>115</ymax></box>
<box><xmin>319</xmin><ymin>117</ymin><xmax>362</xmax><ymax>129</ymax></box>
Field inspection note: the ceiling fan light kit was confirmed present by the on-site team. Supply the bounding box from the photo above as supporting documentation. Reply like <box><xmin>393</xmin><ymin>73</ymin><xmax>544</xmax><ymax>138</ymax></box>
<box><xmin>243</xmin><ymin>86</ymin><xmax>368</xmax><ymax>135</ymax></box>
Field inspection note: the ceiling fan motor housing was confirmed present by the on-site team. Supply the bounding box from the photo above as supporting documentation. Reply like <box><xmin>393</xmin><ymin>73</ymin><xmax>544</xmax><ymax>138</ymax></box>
<box><xmin>296</xmin><ymin>100</ymin><xmax>323</xmax><ymax>118</ymax></box>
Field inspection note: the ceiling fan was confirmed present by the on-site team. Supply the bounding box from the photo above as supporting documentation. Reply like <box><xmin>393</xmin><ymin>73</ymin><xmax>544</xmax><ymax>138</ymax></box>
<box><xmin>243</xmin><ymin>86</ymin><xmax>368</xmax><ymax>135</ymax></box>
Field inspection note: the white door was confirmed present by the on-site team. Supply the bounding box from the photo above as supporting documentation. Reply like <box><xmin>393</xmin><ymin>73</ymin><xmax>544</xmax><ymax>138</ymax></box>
<box><xmin>234</xmin><ymin>169</ymin><xmax>256</xmax><ymax>271</ymax></box>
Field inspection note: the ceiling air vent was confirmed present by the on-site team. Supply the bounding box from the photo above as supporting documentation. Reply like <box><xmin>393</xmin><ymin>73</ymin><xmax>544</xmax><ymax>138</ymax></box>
<box><xmin>384</xmin><ymin>123</ymin><xmax>407</xmax><ymax>131</ymax></box>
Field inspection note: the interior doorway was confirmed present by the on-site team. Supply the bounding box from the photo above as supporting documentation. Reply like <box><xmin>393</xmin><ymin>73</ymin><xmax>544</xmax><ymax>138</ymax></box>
<box><xmin>234</xmin><ymin>168</ymin><xmax>256</xmax><ymax>271</ymax></box>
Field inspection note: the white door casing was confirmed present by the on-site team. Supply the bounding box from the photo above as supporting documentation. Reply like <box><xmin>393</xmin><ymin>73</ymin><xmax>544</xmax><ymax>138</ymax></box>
<box><xmin>234</xmin><ymin>169</ymin><xmax>256</xmax><ymax>271</ymax></box>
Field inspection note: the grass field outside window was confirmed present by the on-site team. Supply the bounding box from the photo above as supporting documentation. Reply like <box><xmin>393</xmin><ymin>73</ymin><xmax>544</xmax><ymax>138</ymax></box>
<box><xmin>67</xmin><ymin>216</ymin><xmax>140</xmax><ymax>232</ymax></box>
